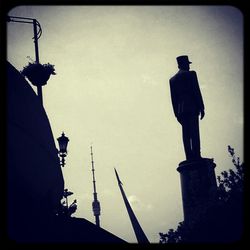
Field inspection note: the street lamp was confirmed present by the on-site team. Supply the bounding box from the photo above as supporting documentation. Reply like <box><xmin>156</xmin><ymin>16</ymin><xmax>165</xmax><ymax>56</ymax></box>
<box><xmin>7</xmin><ymin>15</ymin><xmax>44</xmax><ymax>105</ymax></box>
<box><xmin>57</xmin><ymin>132</ymin><xmax>69</xmax><ymax>167</ymax></box>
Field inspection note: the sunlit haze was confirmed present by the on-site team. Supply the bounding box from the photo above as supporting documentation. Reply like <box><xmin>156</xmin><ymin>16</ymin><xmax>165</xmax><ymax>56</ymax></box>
<box><xmin>7</xmin><ymin>5</ymin><xmax>243</xmax><ymax>243</ymax></box>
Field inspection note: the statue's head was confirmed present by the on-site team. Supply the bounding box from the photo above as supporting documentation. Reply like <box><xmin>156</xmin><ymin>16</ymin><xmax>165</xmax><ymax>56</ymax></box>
<box><xmin>176</xmin><ymin>55</ymin><xmax>192</xmax><ymax>70</ymax></box>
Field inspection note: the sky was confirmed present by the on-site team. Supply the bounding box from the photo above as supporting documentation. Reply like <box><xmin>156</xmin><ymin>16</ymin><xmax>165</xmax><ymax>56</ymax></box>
<box><xmin>7</xmin><ymin>5</ymin><xmax>244</xmax><ymax>243</ymax></box>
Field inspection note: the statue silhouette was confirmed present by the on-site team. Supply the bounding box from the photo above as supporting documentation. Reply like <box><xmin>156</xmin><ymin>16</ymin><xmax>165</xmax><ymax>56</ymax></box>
<box><xmin>169</xmin><ymin>55</ymin><xmax>205</xmax><ymax>160</ymax></box>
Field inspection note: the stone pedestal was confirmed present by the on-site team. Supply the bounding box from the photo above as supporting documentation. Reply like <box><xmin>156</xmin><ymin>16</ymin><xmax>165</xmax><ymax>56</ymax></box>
<box><xmin>177</xmin><ymin>158</ymin><xmax>217</xmax><ymax>227</ymax></box>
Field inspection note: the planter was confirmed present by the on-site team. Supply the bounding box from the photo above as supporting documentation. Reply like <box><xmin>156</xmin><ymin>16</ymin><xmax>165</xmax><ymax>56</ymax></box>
<box><xmin>21</xmin><ymin>63</ymin><xmax>56</xmax><ymax>87</ymax></box>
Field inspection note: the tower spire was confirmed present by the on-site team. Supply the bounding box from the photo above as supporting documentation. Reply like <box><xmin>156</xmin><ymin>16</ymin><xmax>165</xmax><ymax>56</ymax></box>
<box><xmin>114</xmin><ymin>168</ymin><xmax>149</xmax><ymax>243</ymax></box>
<box><xmin>91</xmin><ymin>145</ymin><xmax>101</xmax><ymax>227</ymax></box>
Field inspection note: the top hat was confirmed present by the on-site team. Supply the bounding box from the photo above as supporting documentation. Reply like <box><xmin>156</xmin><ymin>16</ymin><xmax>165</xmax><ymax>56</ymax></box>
<box><xmin>176</xmin><ymin>55</ymin><xmax>192</xmax><ymax>65</ymax></box>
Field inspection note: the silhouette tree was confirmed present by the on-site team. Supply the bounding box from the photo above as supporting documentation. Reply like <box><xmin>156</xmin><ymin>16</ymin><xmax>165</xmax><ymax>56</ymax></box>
<box><xmin>159</xmin><ymin>146</ymin><xmax>245</xmax><ymax>243</ymax></box>
<box><xmin>217</xmin><ymin>146</ymin><xmax>244</xmax><ymax>203</ymax></box>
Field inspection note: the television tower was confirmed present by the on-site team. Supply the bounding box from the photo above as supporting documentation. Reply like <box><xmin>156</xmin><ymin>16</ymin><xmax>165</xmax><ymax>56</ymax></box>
<box><xmin>114</xmin><ymin>168</ymin><xmax>149</xmax><ymax>243</ymax></box>
<box><xmin>91</xmin><ymin>146</ymin><xmax>101</xmax><ymax>227</ymax></box>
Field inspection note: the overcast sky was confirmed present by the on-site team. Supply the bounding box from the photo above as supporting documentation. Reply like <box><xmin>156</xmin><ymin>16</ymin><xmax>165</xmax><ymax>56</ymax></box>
<box><xmin>7</xmin><ymin>5</ymin><xmax>243</xmax><ymax>243</ymax></box>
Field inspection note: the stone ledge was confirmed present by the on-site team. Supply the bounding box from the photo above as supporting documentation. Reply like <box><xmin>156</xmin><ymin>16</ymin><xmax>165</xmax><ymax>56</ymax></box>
<box><xmin>177</xmin><ymin>158</ymin><xmax>216</xmax><ymax>172</ymax></box>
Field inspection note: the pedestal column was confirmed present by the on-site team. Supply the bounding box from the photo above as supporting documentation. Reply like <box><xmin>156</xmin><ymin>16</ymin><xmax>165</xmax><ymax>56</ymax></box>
<box><xmin>177</xmin><ymin>158</ymin><xmax>217</xmax><ymax>227</ymax></box>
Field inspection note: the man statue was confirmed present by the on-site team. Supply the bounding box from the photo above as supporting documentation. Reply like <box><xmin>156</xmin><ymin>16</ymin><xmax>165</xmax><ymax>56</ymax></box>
<box><xmin>169</xmin><ymin>55</ymin><xmax>205</xmax><ymax>160</ymax></box>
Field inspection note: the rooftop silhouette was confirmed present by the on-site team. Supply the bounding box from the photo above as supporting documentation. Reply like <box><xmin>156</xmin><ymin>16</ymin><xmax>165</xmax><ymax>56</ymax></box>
<box><xmin>7</xmin><ymin>61</ymin><xmax>127</xmax><ymax>243</ymax></box>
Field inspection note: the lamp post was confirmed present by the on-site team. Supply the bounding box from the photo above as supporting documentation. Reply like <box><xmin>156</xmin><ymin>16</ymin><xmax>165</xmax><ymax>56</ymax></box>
<box><xmin>7</xmin><ymin>15</ymin><xmax>44</xmax><ymax>105</ymax></box>
<box><xmin>57</xmin><ymin>132</ymin><xmax>69</xmax><ymax>167</ymax></box>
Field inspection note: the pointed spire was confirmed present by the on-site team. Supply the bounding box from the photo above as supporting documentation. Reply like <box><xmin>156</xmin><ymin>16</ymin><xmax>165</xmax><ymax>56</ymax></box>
<box><xmin>114</xmin><ymin>168</ymin><xmax>123</xmax><ymax>185</ymax></box>
<box><xmin>114</xmin><ymin>168</ymin><xmax>150</xmax><ymax>244</ymax></box>
<box><xmin>91</xmin><ymin>145</ymin><xmax>101</xmax><ymax>227</ymax></box>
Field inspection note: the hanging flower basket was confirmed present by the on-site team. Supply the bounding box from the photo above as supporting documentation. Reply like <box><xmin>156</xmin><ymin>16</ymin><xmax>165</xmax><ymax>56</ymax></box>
<box><xmin>20</xmin><ymin>62</ymin><xmax>56</xmax><ymax>86</ymax></box>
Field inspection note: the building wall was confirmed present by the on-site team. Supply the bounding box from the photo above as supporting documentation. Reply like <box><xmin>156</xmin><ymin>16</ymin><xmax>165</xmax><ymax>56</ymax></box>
<box><xmin>7</xmin><ymin>61</ymin><xmax>64</xmax><ymax>241</ymax></box>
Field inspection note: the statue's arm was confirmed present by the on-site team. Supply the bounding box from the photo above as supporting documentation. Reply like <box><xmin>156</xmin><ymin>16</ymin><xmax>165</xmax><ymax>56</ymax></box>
<box><xmin>169</xmin><ymin>79</ymin><xmax>178</xmax><ymax>118</ymax></box>
<box><xmin>191</xmin><ymin>71</ymin><xmax>205</xmax><ymax>112</ymax></box>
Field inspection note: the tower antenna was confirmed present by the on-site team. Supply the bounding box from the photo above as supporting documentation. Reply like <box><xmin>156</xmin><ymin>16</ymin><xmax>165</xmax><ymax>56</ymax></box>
<box><xmin>91</xmin><ymin>145</ymin><xmax>101</xmax><ymax>227</ymax></box>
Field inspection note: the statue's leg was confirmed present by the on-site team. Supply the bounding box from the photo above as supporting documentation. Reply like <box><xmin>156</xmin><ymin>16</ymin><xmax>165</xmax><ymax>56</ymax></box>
<box><xmin>190</xmin><ymin>115</ymin><xmax>201</xmax><ymax>158</ymax></box>
<box><xmin>181</xmin><ymin>117</ymin><xmax>193</xmax><ymax>160</ymax></box>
